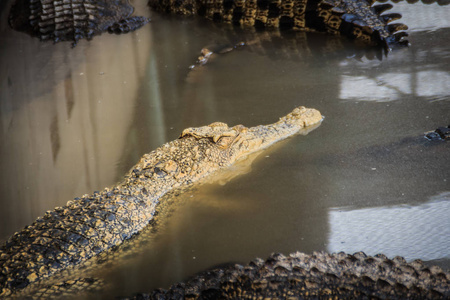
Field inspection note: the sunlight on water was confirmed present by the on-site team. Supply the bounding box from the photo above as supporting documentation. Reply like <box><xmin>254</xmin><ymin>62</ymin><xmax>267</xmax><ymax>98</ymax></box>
<box><xmin>339</xmin><ymin>74</ymin><xmax>412</xmax><ymax>102</ymax></box>
<box><xmin>390</xmin><ymin>1</ymin><xmax>450</xmax><ymax>31</ymax></box>
<box><xmin>0</xmin><ymin>0</ymin><xmax>449</xmax><ymax>298</ymax></box>
<box><xmin>328</xmin><ymin>192</ymin><xmax>450</xmax><ymax>261</ymax></box>
<box><xmin>339</xmin><ymin>70</ymin><xmax>450</xmax><ymax>102</ymax></box>
<box><xmin>416</xmin><ymin>71</ymin><xmax>450</xmax><ymax>99</ymax></box>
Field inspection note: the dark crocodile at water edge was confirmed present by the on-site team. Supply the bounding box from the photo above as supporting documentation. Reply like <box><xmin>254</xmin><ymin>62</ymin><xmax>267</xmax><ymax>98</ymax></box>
<box><xmin>149</xmin><ymin>0</ymin><xmax>410</xmax><ymax>48</ymax></box>
<box><xmin>8</xmin><ymin>0</ymin><xmax>150</xmax><ymax>45</ymax></box>
<box><xmin>426</xmin><ymin>125</ymin><xmax>450</xmax><ymax>141</ymax></box>
<box><xmin>8</xmin><ymin>0</ymin><xmax>449</xmax><ymax>47</ymax></box>
<box><xmin>8</xmin><ymin>0</ymin><xmax>408</xmax><ymax>47</ymax></box>
<box><xmin>0</xmin><ymin>106</ymin><xmax>323</xmax><ymax>298</ymax></box>
<box><xmin>126</xmin><ymin>251</ymin><xmax>450</xmax><ymax>299</ymax></box>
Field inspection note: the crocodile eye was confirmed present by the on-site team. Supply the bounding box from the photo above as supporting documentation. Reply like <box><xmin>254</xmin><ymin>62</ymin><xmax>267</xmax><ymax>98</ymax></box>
<box><xmin>214</xmin><ymin>136</ymin><xmax>234</xmax><ymax>149</ymax></box>
<box><xmin>154</xmin><ymin>166</ymin><xmax>167</xmax><ymax>177</ymax></box>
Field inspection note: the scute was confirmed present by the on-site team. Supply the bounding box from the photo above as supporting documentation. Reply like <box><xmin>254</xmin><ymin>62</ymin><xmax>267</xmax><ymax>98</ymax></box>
<box><xmin>148</xmin><ymin>0</ymin><xmax>410</xmax><ymax>47</ymax></box>
<box><xmin>133</xmin><ymin>251</ymin><xmax>449</xmax><ymax>299</ymax></box>
<box><xmin>8</xmin><ymin>0</ymin><xmax>149</xmax><ymax>44</ymax></box>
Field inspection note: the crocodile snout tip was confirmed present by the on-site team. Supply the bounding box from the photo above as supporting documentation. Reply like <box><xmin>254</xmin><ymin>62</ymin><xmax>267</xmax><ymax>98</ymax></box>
<box><xmin>282</xmin><ymin>106</ymin><xmax>323</xmax><ymax>128</ymax></box>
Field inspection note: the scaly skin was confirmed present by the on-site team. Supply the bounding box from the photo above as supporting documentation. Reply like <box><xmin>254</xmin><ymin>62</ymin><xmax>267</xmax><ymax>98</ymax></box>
<box><xmin>426</xmin><ymin>125</ymin><xmax>450</xmax><ymax>141</ymax></box>
<box><xmin>8</xmin><ymin>0</ymin><xmax>150</xmax><ymax>45</ymax></box>
<box><xmin>9</xmin><ymin>0</ymin><xmax>449</xmax><ymax>46</ymax></box>
<box><xmin>148</xmin><ymin>0</ymin><xmax>409</xmax><ymax>48</ymax></box>
<box><xmin>128</xmin><ymin>251</ymin><xmax>450</xmax><ymax>299</ymax></box>
<box><xmin>0</xmin><ymin>106</ymin><xmax>322</xmax><ymax>297</ymax></box>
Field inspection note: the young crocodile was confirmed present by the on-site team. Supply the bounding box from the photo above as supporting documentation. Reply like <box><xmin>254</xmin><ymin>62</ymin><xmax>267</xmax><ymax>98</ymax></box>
<box><xmin>0</xmin><ymin>106</ymin><xmax>322</xmax><ymax>297</ymax></box>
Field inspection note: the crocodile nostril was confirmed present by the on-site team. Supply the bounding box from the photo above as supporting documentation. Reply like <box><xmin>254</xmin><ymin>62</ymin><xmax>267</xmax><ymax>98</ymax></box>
<box><xmin>154</xmin><ymin>167</ymin><xmax>166</xmax><ymax>177</ymax></box>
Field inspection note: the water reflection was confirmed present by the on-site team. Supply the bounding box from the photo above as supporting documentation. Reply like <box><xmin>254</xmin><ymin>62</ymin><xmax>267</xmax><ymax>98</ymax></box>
<box><xmin>339</xmin><ymin>74</ymin><xmax>412</xmax><ymax>102</ymax></box>
<box><xmin>417</xmin><ymin>70</ymin><xmax>450</xmax><ymax>99</ymax></box>
<box><xmin>0</xmin><ymin>19</ymin><xmax>154</xmax><ymax>241</ymax></box>
<box><xmin>1</xmin><ymin>0</ymin><xmax>450</xmax><ymax>298</ymax></box>
<box><xmin>340</xmin><ymin>70</ymin><xmax>450</xmax><ymax>102</ymax></box>
<box><xmin>328</xmin><ymin>192</ymin><xmax>450</xmax><ymax>261</ymax></box>
<box><xmin>391</xmin><ymin>1</ymin><xmax>450</xmax><ymax>31</ymax></box>
<box><xmin>338</xmin><ymin>2</ymin><xmax>450</xmax><ymax>102</ymax></box>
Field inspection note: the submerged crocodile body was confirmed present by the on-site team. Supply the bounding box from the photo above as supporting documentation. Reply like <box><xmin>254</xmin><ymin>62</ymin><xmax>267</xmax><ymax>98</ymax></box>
<box><xmin>8</xmin><ymin>0</ymin><xmax>150</xmax><ymax>45</ymax></box>
<box><xmin>149</xmin><ymin>0</ymin><xmax>409</xmax><ymax>48</ymax></box>
<box><xmin>128</xmin><ymin>251</ymin><xmax>450</xmax><ymax>299</ymax></box>
<box><xmin>0</xmin><ymin>106</ymin><xmax>323</xmax><ymax>297</ymax></box>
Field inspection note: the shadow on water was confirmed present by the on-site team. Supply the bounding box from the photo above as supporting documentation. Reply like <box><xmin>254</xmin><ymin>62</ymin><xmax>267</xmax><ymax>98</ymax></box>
<box><xmin>0</xmin><ymin>0</ymin><xmax>449</xmax><ymax>298</ymax></box>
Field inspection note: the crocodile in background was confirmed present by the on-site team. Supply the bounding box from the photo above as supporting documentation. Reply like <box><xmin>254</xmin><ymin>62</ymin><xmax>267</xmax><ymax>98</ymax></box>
<box><xmin>148</xmin><ymin>0</ymin><xmax>409</xmax><ymax>48</ymax></box>
<box><xmin>8</xmin><ymin>0</ymin><xmax>409</xmax><ymax>46</ymax></box>
<box><xmin>8</xmin><ymin>0</ymin><xmax>150</xmax><ymax>45</ymax></box>
<box><xmin>126</xmin><ymin>251</ymin><xmax>450</xmax><ymax>299</ymax></box>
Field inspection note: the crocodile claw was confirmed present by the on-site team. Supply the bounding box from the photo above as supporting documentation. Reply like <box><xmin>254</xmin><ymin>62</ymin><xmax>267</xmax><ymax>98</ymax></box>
<box><xmin>372</xmin><ymin>3</ymin><xmax>394</xmax><ymax>14</ymax></box>
<box><xmin>387</xmin><ymin>23</ymin><xmax>409</xmax><ymax>33</ymax></box>
<box><xmin>380</xmin><ymin>13</ymin><xmax>403</xmax><ymax>23</ymax></box>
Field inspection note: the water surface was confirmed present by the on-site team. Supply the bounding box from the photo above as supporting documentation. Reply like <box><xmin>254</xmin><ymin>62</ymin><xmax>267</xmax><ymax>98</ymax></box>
<box><xmin>0</xmin><ymin>1</ymin><xmax>449</xmax><ymax>298</ymax></box>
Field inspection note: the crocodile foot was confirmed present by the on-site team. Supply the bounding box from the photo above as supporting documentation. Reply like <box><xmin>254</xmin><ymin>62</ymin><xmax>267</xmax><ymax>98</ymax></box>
<box><xmin>426</xmin><ymin>126</ymin><xmax>450</xmax><ymax>141</ymax></box>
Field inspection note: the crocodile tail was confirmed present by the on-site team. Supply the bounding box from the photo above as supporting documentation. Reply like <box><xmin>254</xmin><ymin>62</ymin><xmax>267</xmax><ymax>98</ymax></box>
<box><xmin>148</xmin><ymin>0</ymin><xmax>408</xmax><ymax>48</ymax></box>
<box><xmin>8</xmin><ymin>0</ymin><xmax>140</xmax><ymax>45</ymax></box>
<box><xmin>8</xmin><ymin>0</ymin><xmax>100</xmax><ymax>44</ymax></box>
<box><xmin>317</xmin><ymin>0</ymin><xmax>408</xmax><ymax>49</ymax></box>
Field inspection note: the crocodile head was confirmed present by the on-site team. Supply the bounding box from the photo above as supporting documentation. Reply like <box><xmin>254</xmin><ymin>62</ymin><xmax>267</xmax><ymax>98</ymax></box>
<box><xmin>179</xmin><ymin>106</ymin><xmax>322</xmax><ymax>166</ymax></box>
<box><xmin>180</xmin><ymin>122</ymin><xmax>247</xmax><ymax>150</ymax></box>
<box><xmin>129</xmin><ymin>106</ymin><xmax>322</xmax><ymax>189</ymax></box>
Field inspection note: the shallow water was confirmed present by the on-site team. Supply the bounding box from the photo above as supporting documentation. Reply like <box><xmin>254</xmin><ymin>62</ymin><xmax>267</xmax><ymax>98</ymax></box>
<box><xmin>0</xmin><ymin>0</ymin><xmax>449</xmax><ymax>298</ymax></box>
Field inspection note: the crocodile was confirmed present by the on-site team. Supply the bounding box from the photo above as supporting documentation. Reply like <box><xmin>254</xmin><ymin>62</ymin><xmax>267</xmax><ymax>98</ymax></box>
<box><xmin>426</xmin><ymin>125</ymin><xmax>450</xmax><ymax>141</ymax></box>
<box><xmin>148</xmin><ymin>0</ymin><xmax>409</xmax><ymax>48</ymax></box>
<box><xmin>0</xmin><ymin>106</ymin><xmax>323</xmax><ymax>298</ymax></box>
<box><xmin>8</xmin><ymin>0</ymin><xmax>408</xmax><ymax>47</ymax></box>
<box><xmin>8</xmin><ymin>0</ymin><xmax>150</xmax><ymax>45</ymax></box>
<box><xmin>8</xmin><ymin>0</ymin><xmax>450</xmax><ymax>46</ymax></box>
<box><xmin>126</xmin><ymin>251</ymin><xmax>450</xmax><ymax>299</ymax></box>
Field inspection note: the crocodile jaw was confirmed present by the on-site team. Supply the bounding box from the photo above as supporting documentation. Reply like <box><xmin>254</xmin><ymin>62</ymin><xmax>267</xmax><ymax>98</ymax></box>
<box><xmin>233</xmin><ymin>106</ymin><xmax>323</xmax><ymax>160</ymax></box>
<box><xmin>181</xmin><ymin>106</ymin><xmax>323</xmax><ymax>166</ymax></box>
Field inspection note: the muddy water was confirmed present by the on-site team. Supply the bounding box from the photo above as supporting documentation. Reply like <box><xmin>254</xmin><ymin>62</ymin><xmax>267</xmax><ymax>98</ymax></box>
<box><xmin>0</xmin><ymin>1</ymin><xmax>449</xmax><ymax>298</ymax></box>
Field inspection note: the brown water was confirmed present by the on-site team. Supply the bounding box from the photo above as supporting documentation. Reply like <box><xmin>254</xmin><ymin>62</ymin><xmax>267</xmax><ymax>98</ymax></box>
<box><xmin>0</xmin><ymin>1</ymin><xmax>449</xmax><ymax>298</ymax></box>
